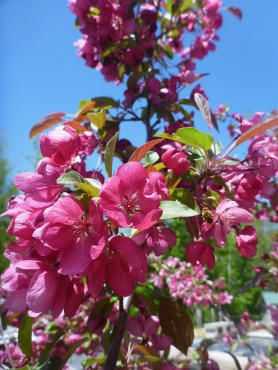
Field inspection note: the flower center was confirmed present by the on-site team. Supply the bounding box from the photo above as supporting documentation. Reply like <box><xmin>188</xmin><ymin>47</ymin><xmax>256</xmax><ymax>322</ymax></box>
<box><xmin>72</xmin><ymin>219</ymin><xmax>87</xmax><ymax>237</ymax></box>
<box><xmin>121</xmin><ymin>193</ymin><xmax>141</xmax><ymax>217</ymax></box>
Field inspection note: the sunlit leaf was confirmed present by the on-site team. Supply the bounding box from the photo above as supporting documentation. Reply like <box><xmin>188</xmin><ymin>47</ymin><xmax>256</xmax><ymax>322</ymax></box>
<box><xmin>18</xmin><ymin>315</ymin><xmax>33</xmax><ymax>356</ymax></box>
<box><xmin>129</xmin><ymin>139</ymin><xmax>164</xmax><ymax>162</ymax></box>
<box><xmin>166</xmin><ymin>0</ymin><xmax>172</xmax><ymax>13</ymax></box>
<box><xmin>142</xmin><ymin>151</ymin><xmax>160</xmax><ymax>167</ymax></box>
<box><xmin>75</xmin><ymin>101</ymin><xmax>96</xmax><ymax>122</ymax></box>
<box><xmin>104</xmin><ymin>131</ymin><xmax>119</xmax><ymax>177</ymax></box>
<box><xmin>159</xmin><ymin>298</ymin><xmax>194</xmax><ymax>354</ymax></box>
<box><xmin>87</xmin><ymin>110</ymin><xmax>106</xmax><ymax>129</ymax></box>
<box><xmin>156</xmin><ymin>127</ymin><xmax>213</xmax><ymax>151</ymax></box>
<box><xmin>75</xmin><ymin>182</ymin><xmax>100</xmax><ymax>197</ymax></box>
<box><xmin>29</xmin><ymin>112</ymin><xmax>65</xmax><ymax>138</ymax></box>
<box><xmin>194</xmin><ymin>93</ymin><xmax>212</xmax><ymax>126</ymax></box>
<box><xmin>57</xmin><ymin>170</ymin><xmax>84</xmax><ymax>186</ymax></box>
<box><xmin>160</xmin><ymin>200</ymin><xmax>200</xmax><ymax>220</ymax></box>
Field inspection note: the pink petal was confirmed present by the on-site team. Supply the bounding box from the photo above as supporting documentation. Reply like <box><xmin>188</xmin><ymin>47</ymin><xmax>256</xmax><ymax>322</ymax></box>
<box><xmin>86</xmin><ymin>257</ymin><xmax>106</xmax><ymax>297</ymax></box>
<box><xmin>26</xmin><ymin>270</ymin><xmax>58</xmax><ymax>314</ymax></box>
<box><xmin>59</xmin><ymin>238</ymin><xmax>91</xmax><ymax>275</ymax></box>
<box><xmin>116</xmin><ymin>162</ymin><xmax>147</xmax><ymax>194</ymax></box>
<box><xmin>16</xmin><ymin>259</ymin><xmax>42</xmax><ymax>270</ymax></box>
<box><xmin>90</xmin><ymin>237</ymin><xmax>106</xmax><ymax>260</ymax></box>
<box><xmin>110</xmin><ymin>235</ymin><xmax>147</xmax><ymax>283</ymax></box>
<box><xmin>33</xmin><ymin>223</ymin><xmax>75</xmax><ymax>250</ymax></box>
<box><xmin>44</xmin><ymin>196</ymin><xmax>83</xmax><ymax>225</ymax></box>
<box><xmin>64</xmin><ymin>279</ymin><xmax>83</xmax><ymax>316</ymax></box>
<box><xmin>106</xmin><ymin>255</ymin><xmax>135</xmax><ymax>296</ymax></box>
<box><xmin>6</xmin><ymin>290</ymin><xmax>27</xmax><ymax>312</ymax></box>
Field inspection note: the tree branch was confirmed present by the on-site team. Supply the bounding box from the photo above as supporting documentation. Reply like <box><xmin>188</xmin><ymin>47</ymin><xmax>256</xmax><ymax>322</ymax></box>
<box><xmin>103</xmin><ymin>295</ymin><xmax>133</xmax><ymax>370</ymax></box>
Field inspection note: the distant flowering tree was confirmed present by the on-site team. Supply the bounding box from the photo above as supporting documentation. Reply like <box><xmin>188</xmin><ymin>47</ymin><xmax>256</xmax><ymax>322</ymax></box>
<box><xmin>1</xmin><ymin>1</ymin><xmax>277</xmax><ymax>369</ymax></box>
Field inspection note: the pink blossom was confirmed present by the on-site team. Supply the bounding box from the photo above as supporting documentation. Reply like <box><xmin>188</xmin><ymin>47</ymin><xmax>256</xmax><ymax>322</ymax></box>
<box><xmin>236</xmin><ymin>226</ymin><xmax>257</xmax><ymax>258</ymax></box>
<box><xmin>100</xmin><ymin>162</ymin><xmax>162</xmax><ymax>229</ymax></box>
<box><xmin>203</xmin><ymin>199</ymin><xmax>253</xmax><ymax>247</ymax></box>
<box><xmin>186</xmin><ymin>241</ymin><xmax>215</xmax><ymax>269</ymax></box>
<box><xmin>86</xmin><ymin>235</ymin><xmax>147</xmax><ymax>297</ymax></box>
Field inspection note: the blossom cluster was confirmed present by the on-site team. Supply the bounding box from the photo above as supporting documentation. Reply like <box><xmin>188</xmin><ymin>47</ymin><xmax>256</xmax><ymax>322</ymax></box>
<box><xmin>1</xmin><ymin>125</ymin><xmax>179</xmax><ymax>318</ymax></box>
<box><xmin>69</xmin><ymin>0</ymin><xmax>223</xmax><ymax>86</ymax></box>
<box><xmin>151</xmin><ymin>257</ymin><xmax>232</xmax><ymax>307</ymax></box>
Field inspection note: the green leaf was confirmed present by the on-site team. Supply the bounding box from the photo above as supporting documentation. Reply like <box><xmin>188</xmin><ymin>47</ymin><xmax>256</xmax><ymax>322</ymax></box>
<box><xmin>169</xmin><ymin>188</ymin><xmax>196</xmax><ymax>209</ymax></box>
<box><xmin>156</xmin><ymin>127</ymin><xmax>213</xmax><ymax>151</ymax></box>
<box><xmin>166</xmin><ymin>0</ymin><xmax>173</xmax><ymax>13</ymax></box>
<box><xmin>79</xmin><ymin>99</ymin><xmax>92</xmax><ymax>111</ymax></box>
<box><xmin>160</xmin><ymin>200</ymin><xmax>200</xmax><ymax>220</ymax></box>
<box><xmin>175</xmin><ymin>127</ymin><xmax>213</xmax><ymax>151</ymax></box>
<box><xmin>75</xmin><ymin>178</ymin><xmax>102</xmax><ymax>197</ymax></box>
<box><xmin>57</xmin><ymin>170</ymin><xmax>84</xmax><ymax>186</ymax></box>
<box><xmin>18</xmin><ymin>315</ymin><xmax>33</xmax><ymax>356</ymax></box>
<box><xmin>162</xmin><ymin>45</ymin><xmax>174</xmax><ymax>59</ymax></box>
<box><xmin>142</xmin><ymin>151</ymin><xmax>159</xmax><ymax>167</ymax></box>
<box><xmin>159</xmin><ymin>298</ymin><xmax>194</xmax><ymax>355</ymax></box>
<box><xmin>87</xmin><ymin>110</ymin><xmax>106</xmax><ymax>129</ymax></box>
<box><xmin>104</xmin><ymin>131</ymin><xmax>119</xmax><ymax>177</ymax></box>
<box><xmin>83</xmin><ymin>354</ymin><xmax>106</xmax><ymax>367</ymax></box>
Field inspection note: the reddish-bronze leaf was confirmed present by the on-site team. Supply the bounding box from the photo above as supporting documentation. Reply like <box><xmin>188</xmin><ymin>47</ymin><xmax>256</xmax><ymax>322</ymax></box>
<box><xmin>227</xmin><ymin>6</ymin><xmax>243</xmax><ymax>20</ymax></box>
<box><xmin>63</xmin><ymin>120</ymin><xmax>88</xmax><ymax>132</ymax></box>
<box><xmin>29</xmin><ymin>112</ymin><xmax>65</xmax><ymax>138</ymax></box>
<box><xmin>129</xmin><ymin>139</ymin><xmax>164</xmax><ymax>162</ymax></box>
<box><xmin>75</xmin><ymin>102</ymin><xmax>96</xmax><ymax>122</ymax></box>
<box><xmin>225</xmin><ymin>115</ymin><xmax>278</xmax><ymax>156</ymax></box>
<box><xmin>159</xmin><ymin>298</ymin><xmax>194</xmax><ymax>355</ymax></box>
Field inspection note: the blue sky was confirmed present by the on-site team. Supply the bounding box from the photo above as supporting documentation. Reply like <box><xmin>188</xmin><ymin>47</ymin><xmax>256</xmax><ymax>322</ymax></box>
<box><xmin>1</xmin><ymin>0</ymin><xmax>278</xmax><ymax>178</ymax></box>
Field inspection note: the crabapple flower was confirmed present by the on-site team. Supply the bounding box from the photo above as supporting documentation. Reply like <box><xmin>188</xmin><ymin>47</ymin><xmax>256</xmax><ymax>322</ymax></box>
<box><xmin>186</xmin><ymin>241</ymin><xmax>215</xmax><ymax>269</ymax></box>
<box><xmin>33</xmin><ymin>196</ymin><xmax>86</xmax><ymax>250</ymax></box>
<box><xmin>100</xmin><ymin>162</ymin><xmax>163</xmax><ymax>229</ymax></box>
<box><xmin>2</xmin><ymin>258</ymin><xmax>84</xmax><ymax>318</ymax></box>
<box><xmin>236</xmin><ymin>226</ymin><xmax>257</xmax><ymax>258</ymax></box>
<box><xmin>203</xmin><ymin>199</ymin><xmax>253</xmax><ymax>247</ymax></box>
<box><xmin>86</xmin><ymin>235</ymin><xmax>147</xmax><ymax>297</ymax></box>
<box><xmin>161</xmin><ymin>143</ymin><xmax>190</xmax><ymax>176</ymax></box>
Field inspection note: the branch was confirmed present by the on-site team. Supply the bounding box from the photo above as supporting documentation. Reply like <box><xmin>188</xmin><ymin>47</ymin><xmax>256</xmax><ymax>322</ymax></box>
<box><xmin>103</xmin><ymin>295</ymin><xmax>133</xmax><ymax>370</ymax></box>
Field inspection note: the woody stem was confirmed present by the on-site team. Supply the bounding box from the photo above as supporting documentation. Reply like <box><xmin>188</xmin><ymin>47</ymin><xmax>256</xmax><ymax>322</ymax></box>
<box><xmin>103</xmin><ymin>295</ymin><xmax>133</xmax><ymax>370</ymax></box>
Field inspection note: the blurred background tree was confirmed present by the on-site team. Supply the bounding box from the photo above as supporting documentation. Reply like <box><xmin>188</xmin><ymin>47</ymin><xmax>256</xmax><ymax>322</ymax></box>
<box><xmin>171</xmin><ymin>218</ymin><xmax>276</xmax><ymax>321</ymax></box>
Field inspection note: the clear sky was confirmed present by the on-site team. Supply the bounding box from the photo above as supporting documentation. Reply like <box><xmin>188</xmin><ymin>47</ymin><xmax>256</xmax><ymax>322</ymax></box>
<box><xmin>1</xmin><ymin>0</ymin><xmax>278</xmax><ymax>178</ymax></box>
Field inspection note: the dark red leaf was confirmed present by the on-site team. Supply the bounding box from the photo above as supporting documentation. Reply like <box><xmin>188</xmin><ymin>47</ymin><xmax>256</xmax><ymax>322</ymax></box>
<box><xmin>227</xmin><ymin>6</ymin><xmax>243</xmax><ymax>20</ymax></box>
<box><xmin>29</xmin><ymin>112</ymin><xmax>65</xmax><ymax>138</ymax></box>
<box><xmin>129</xmin><ymin>139</ymin><xmax>164</xmax><ymax>162</ymax></box>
